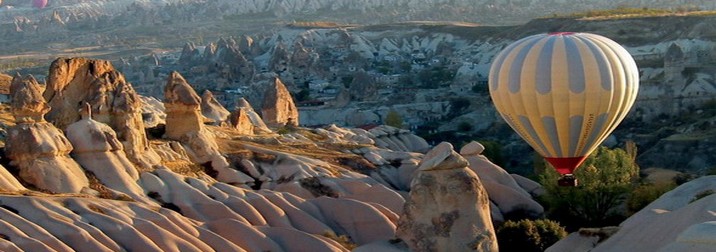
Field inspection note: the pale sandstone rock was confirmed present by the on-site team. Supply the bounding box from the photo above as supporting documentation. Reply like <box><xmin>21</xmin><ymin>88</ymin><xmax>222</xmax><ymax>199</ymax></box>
<box><xmin>0</xmin><ymin>195</ymin><xmax>253</xmax><ymax>252</ymax></box>
<box><xmin>511</xmin><ymin>174</ymin><xmax>546</xmax><ymax>197</ymax></box>
<box><xmin>205</xmin><ymin>219</ymin><xmax>281</xmax><ymax>251</ymax></box>
<box><xmin>140</xmin><ymin>95</ymin><xmax>166</xmax><ymax>128</ymax></box>
<box><xmin>257</xmin><ymin>226</ymin><xmax>347</xmax><ymax>252</ymax></box>
<box><xmin>228</xmin><ymin>108</ymin><xmax>254</xmax><ymax>135</ymax></box>
<box><xmin>43</xmin><ymin>57</ymin><xmax>160</xmax><ymax>169</ymax></box>
<box><xmin>163</xmin><ymin>71</ymin><xmax>203</xmax><ymax>140</ymax></box>
<box><xmin>236</xmin><ymin>97</ymin><xmax>272</xmax><ymax>133</ymax></box>
<box><xmin>200</xmin><ymin>90</ymin><xmax>230</xmax><ymax>125</ymax></box>
<box><xmin>586</xmin><ymin>176</ymin><xmax>716</xmax><ymax>252</ymax></box>
<box><xmin>6</xmin><ymin>75</ymin><xmax>89</xmax><ymax>193</ymax></box>
<box><xmin>261</xmin><ymin>77</ymin><xmax>299</xmax><ymax>128</ymax></box>
<box><xmin>0</xmin><ymin>164</ymin><xmax>25</xmax><ymax>192</ymax></box>
<box><xmin>545</xmin><ymin>232</ymin><xmax>601</xmax><ymax>252</ymax></box>
<box><xmin>660</xmin><ymin>221</ymin><xmax>716</xmax><ymax>252</ymax></box>
<box><xmin>482</xmin><ymin>180</ymin><xmax>544</xmax><ymax>218</ymax></box>
<box><xmin>459</xmin><ymin>141</ymin><xmax>485</xmax><ymax>156</ymax></box>
<box><xmin>460</xmin><ymin>141</ymin><xmax>543</xmax><ymax>217</ymax></box>
<box><xmin>354</xmin><ymin>240</ymin><xmax>409</xmax><ymax>252</ymax></box>
<box><xmin>163</xmin><ymin>72</ymin><xmax>253</xmax><ymax>185</ymax></box>
<box><xmin>397</xmin><ymin>142</ymin><xmax>498</xmax><ymax>252</ymax></box>
<box><xmin>311</xmin><ymin>196</ymin><xmax>396</xmax><ymax>245</ymax></box>
<box><xmin>9</xmin><ymin>73</ymin><xmax>49</xmax><ymax>123</ymax></box>
<box><xmin>66</xmin><ymin>103</ymin><xmax>147</xmax><ymax>202</ymax></box>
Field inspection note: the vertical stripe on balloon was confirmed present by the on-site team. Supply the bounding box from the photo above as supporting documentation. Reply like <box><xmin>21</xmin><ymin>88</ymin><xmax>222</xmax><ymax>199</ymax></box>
<box><xmin>489</xmin><ymin>32</ymin><xmax>639</xmax><ymax>175</ymax></box>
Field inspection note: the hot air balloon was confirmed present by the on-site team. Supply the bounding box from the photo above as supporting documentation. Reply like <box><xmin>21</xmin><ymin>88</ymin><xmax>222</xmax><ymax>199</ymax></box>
<box><xmin>488</xmin><ymin>32</ymin><xmax>639</xmax><ymax>186</ymax></box>
<box><xmin>33</xmin><ymin>0</ymin><xmax>48</xmax><ymax>9</ymax></box>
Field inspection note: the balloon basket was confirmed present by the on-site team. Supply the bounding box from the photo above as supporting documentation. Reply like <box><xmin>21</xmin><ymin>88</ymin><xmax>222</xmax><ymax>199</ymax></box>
<box><xmin>558</xmin><ymin>174</ymin><xmax>578</xmax><ymax>187</ymax></box>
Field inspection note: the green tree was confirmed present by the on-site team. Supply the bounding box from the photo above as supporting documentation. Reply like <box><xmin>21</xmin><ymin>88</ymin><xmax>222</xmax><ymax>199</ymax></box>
<box><xmin>480</xmin><ymin>140</ymin><xmax>505</xmax><ymax>168</ymax></box>
<box><xmin>626</xmin><ymin>182</ymin><xmax>675</xmax><ymax>215</ymax></box>
<box><xmin>384</xmin><ymin>110</ymin><xmax>404</xmax><ymax>129</ymax></box>
<box><xmin>497</xmin><ymin>219</ymin><xmax>568</xmax><ymax>252</ymax></box>
<box><xmin>538</xmin><ymin>146</ymin><xmax>639</xmax><ymax>230</ymax></box>
<box><xmin>457</xmin><ymin>121</ymin><xmax>473</xmax><ymax>132</ymax></box>
<box><xmin>294</xmin><ymin>88</ymin><xmax>311</xmax><ymax>102</ymax></box>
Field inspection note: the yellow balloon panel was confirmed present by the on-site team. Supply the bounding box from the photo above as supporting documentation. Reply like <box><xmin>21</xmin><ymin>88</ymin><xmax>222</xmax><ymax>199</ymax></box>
<box><xmin>489</xmin><ymin>32</ymin><xmax>639</xmax><ymax>161</ymax></box>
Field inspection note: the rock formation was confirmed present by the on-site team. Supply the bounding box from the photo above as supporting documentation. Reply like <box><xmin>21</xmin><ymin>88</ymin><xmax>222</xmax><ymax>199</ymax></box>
<box><xmin>349</xmin><ymin>70</ymin><xmax>378</xmax><ymax>101</ymax></box>
<box><xmin>397</xmin><ymin>142</ymin><xmax>498</xmax><ymax>252</ymax></box>
<box><xmin>0</xmin><ymin>164</ymin><xmax>24</xmax><ymax>192</ymax></box>
<box><xmin>5</xmin><ymin>74</ymin><xmax>89</xmax><ymax>193</ymax></box>
<box><xmin>43</xmin><ymin>57</ymin><xmax>160</xmax><ymax>169</ymax></box>
<box><xmin>163</xmin><ymin>71</ymin><xmax>204</xmax><ymax>140</ymax></box>
<box><xmin>200</xmin><ymin>90</ymin><xmax>230</xmax><ymax>125</ymax></box>
<box><xmin>178</xmin><ymin>42</ymin><xmax>201</xmax><ymax>65</ymax></box>
<box><xmin>163</xmin><ymin>71</ymin><xmax>253</xmax><ymax>184</ymax></box>
<box><xmin>369</xmin><ymin>125</ymin><xmax>430</xmax><ymax>153</ymax></box>
<box><xmin>228</xmin><ymin>107</ymin><xmax>254</xmax><ymax>135</ymax></box>
<box><xmin>261</xmin><ymin>77</ymin><xmax>299</xmax><ymax>128</ymax></box>
<box><xmin>548</xmin><ymin>175</ymin><xmax>716</xmax><ymax>252</ymax></box>
<box><xmin>460</xmin><ymin>141</ymin><xmax>544</xmax><ymax>221</ymax></box>
<box><xmin>236</xmin><ymin>97</ymin><xmax>271</xmax><ymax>134</ymax></box>
<box><xmin>140</xmin><ymin>95</ymin><xmax>166</xmax><ymax>128</ymax></box>
<box><xmin>269</xmin><ymin>42</ymin><xmax>290</xmax><ymax>74</ymax></box>
<box><xmin>66</xmin><ymin>103</ymin><xmax>148</xmax><ymax>202</ymax></box>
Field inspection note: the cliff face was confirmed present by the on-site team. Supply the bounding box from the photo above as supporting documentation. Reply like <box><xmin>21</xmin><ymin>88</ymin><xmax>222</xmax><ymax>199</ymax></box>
<box><xmin>6</xmin><ymin>74</ymin><xmax>89</xmax><ymax>193</ymax></box>
<box><xmin>0</xmin><ymin>56</ymin><xmax>551</xmax><ymax>251</ymax></box>
<box><xmin>44</xmin><ymin>57</ymin><xmax>160</xmax><ymax>169</ymax></box>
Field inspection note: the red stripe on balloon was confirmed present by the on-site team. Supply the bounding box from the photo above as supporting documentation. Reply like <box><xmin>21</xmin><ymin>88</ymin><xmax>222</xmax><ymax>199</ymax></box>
<box><xmin>545</xmin><ymin>156</ymin><xmax>587</xmax><ymax>175</ymax></box>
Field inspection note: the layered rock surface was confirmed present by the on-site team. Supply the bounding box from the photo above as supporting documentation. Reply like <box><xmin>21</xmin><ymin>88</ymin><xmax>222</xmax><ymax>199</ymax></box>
<box><xmin>163</xmin><ymin>71</ymin><xmax>253</xmax><ymax>185</ymax></box>
<box><xmin>0</xmin><ymin>58</ymin><xmax>552</xmax><ymax>252</ymax></box>
<box><xmin>548</xmin><ymin>176</ymin><xmax>716</xmax><ymax>252</ymax></box>
<box><xmin>65</xmin><ymin>103</ymin><xmax>147</xmax><ymax>202</ymax></box>
<box><xmin>236</xmin><ymin>97</ymin><xmax>271</xmax><ymax>134</ymax></box>
<box><xmin>397</xmin><ymin>142</ymin><xmax>498</xmax><ymax>252</ymax></box>
<box><xmin>200</xmin><ymin>90</ymin><xmax>230</xmax><ymax>125</ymax></box>
<box><xmin>43</xmin><ymin>57</ymin><xmax>160</xmax><ymax>168</ymax></box>
<box><xmin>5</xmin><ymin>74</ymin><xmax>89</xmax><ymax>193</ymax></box>
<box><xmin>460</xmin><ymin>141</ymin><xmax>544</xmax><ymax>221</ymax></box>
<box><xmin>261</xmin><ymin>77</ymin><xmax>299</xmax><ymax>128</ymax></box>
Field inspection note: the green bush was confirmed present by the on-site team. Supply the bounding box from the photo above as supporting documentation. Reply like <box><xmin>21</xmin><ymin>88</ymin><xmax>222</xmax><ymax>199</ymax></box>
<box><xmin>538</xmin><ymin>146</ymin><xmax>639</xmax><ymax>230</ymax></box>
<box><xmin>690</xmin><ymin>190</ymin><xmax>715</xmax><ymax>203</ymax></box>
<box><xmin>384</xmin><ymin>110</ymin><xmax>404</xmax><ymax>129</ymax></box>
<box><xmin>497</xmin><ymin>219</ymin><xmax>568</xmax><ymax>252</ymax></box>
<box><xmin>626</xmin><ymin>183</ymin><xmax>675</xmax><ymax>214</ymax></box>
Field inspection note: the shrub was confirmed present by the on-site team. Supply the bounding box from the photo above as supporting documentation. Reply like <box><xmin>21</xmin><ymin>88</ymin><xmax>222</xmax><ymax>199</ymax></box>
<box><xmin>673</xmin><ymin>173</ymin><xmax>694</xmax><ymax>185</ymax></box>
<box><xmin>384</xmin><ymin>110</ymin><xmax>404</xmax><ymax>129</ymax></box>
<box><xmin>497</xmin><ymin>219</ymin><xmax>567</xmax><ymax>252</ymax></box>
<box><xmin>322</xmin><ymin>232</ymin><xmax>357</xmax><ymax>250</ymax></box>
<box><xmin>690</xmin><ymin>190</ymin><xmax>715</xmax><ymax>203</ymax></box>
<box><xmin>539</xmin><ymin>146</ymin><xmax>639</xmax><ymax>230</ymax></box>
<box><xmin>626</xmin><ymin>183</ymin><xmax>675</xmax><ymax>214</ymax></box>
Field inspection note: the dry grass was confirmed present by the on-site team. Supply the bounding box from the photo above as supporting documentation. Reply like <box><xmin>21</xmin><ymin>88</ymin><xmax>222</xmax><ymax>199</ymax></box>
<box><xmin>322</xmin><ymin>232</ymin><xmax>358</xmax><ymax>250</ymax></box>
<box><xmin>162</xmin><ymin>160</ymin><xmax>208</xmax><ymax>178</ymax></box>
<box><xmin>213</xmin><ymin>126</ymin><xmax>377</xmax><ymax>176</ymax></box>
<box><xmin>88</xmin><ymin>204</ymin><xmax>107</xmax><ymax>214</ymax></box>
<box><xmin>0</xmin><ymin>73</ymin><xmax>11</xmax><ymax>94</ymax></box>
<box><xmin>287</xmin><ymin>21</ymin><xmax>353</xmax><ymax>29</ymax></box>
<box><xmin>641</xmin><ymin>168</ymin><xmax>683</xmax><ymax>186</ymax></box>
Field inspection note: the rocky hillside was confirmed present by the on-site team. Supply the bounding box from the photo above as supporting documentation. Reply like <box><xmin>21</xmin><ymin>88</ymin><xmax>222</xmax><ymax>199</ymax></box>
<box><xmin>3</xmin><ymin>0</ymin><xmax>716</xmax><ymax>25</ymax></box>
<box><xmin>548</xmin><ymin>176</ymin><xmax>716</xmax><ymax>251</ymax></box>
<box><xmin>4</xmin><ymin>13</ymin><xmax>715</xmax><ymax>173</ymax></box>
<box><xmin>0</xmin><ymin>57</ymin><xmax>547</xmax><ymax>251</ymax></box>
<box><xmin>111</xmin><ymin>15</ymin><xmax>716</xmax><ymax>174</ymax></box>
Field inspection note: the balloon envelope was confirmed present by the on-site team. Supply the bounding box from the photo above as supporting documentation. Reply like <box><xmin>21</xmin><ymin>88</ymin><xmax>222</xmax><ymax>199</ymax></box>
<box><xmin>33</xmin><ymin>0</ymin><xmax>47</xmax><ymax>9</ymax></box>
<box><xmin>488</xmin><ymin>32</ymin><xmax>639</xmax><ymax>175</ymax></box>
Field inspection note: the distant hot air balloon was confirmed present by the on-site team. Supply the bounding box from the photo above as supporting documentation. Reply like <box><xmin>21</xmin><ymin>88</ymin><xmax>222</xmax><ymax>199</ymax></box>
<box><xmin>33</xmin><ymin>0</ymin><xmax>48</xmax><ymax>9</ymax></box>
<box><xmin>488</xmin><ymin>32</ymin><xmax>639</xmax><ymax>186</ymax></box>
